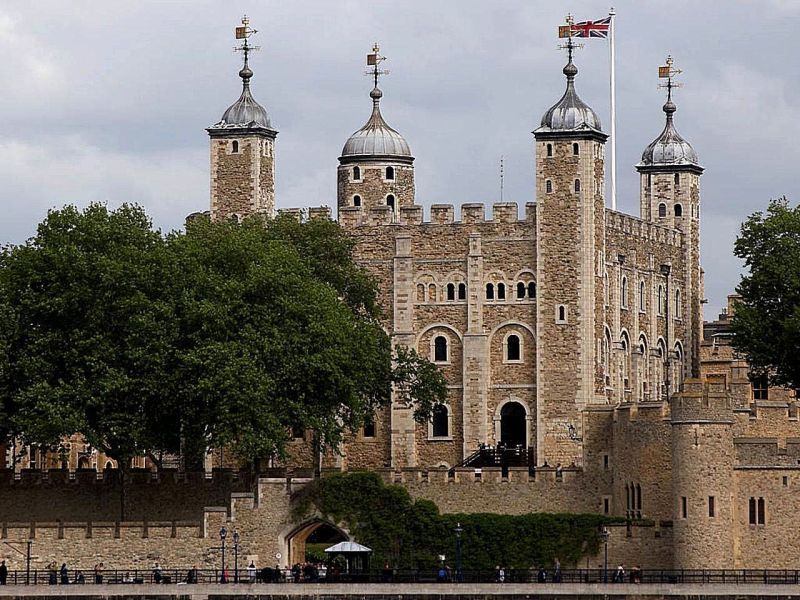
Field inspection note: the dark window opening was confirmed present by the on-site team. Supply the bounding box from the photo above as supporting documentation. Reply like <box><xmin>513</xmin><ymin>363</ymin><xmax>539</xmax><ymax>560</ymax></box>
<box><xmin>749</xmin><ymin>497</ymin><xmax>757</xmax><ymax>524</ymax></box>
<box><xmin>500</xmin><ymin>402</ymin><xmax>527</xmax><ymax>447</ymax></box>
<box><xmin>434</xmin><ymin>336</ymin><xmax>448</xmax><ymax>362</ymax></box>
<box><xmin>457</xmin><ymin>283</ymin><xmax>466</xmax><ymax>300</ymax></box>
<box><xmin>517</xmin><ymin>282</ymin><xmax>525</xmax><ymax>298</ymax></box>
<box><xmin>708</xmin><ymin>496</ymin><xmax>715</xmax><ymax>518</ymax></box>
<box><xmin>507</xmin><ymin>334</ymin><xmax>521</xmax><ymax>361</ymax></box>
<box><xmin>751</xmin><ymin>372</ymin><xmax>769</xmax><ymax>401</ymax></box>
<box><xmin>558</xmin><ymin>305</ymin><xmax>566</xmax><ymax>321</ymax></box>
<box><xmin>528</xmin><ymin>281</ymin><xmax>536</xmax><ymax>299</ymax></box>
<box><xmin>574</xmin><ymin>179</ymin><xmax>581</xmax><ymax>192</ymax></box>
<box><xmin>572</xmin><ymin>142</ymin><xmax>579</xmax><ymax>155</ymax></box>
<box><xmin>604</xmin><ymin>498</ymin><xmax>610</xmax><ymax>514</ymax></box>
<box><xmin>486</xmin><ymin>283</ymin><xmax>494</xmax><ymax>300</ymax></box>
<box><xmin>546</xmin><ymin>180</ymin><xmax>553</xmax><ymax>194</ymax></box>
<box><xmin>231</xmin><ymin>140</ymin><xmax>239</xmax><ymax>153</ymax></box>
<box><xmin>758</xmin><ymin>497</ymin><xmax>766</xmax><ymax>525</ymax></box>
<box><xmin>636</xmin><ymin>484</ymin><xmax>642</xmax><ymax>511</ymax></box>
<box><xmin>353</xmin><ymin>195</ymin><xmax>361</xmax><ymax>207</ymax></box>
<box><xmin>681</xmin><ymin>496</ymin><xmax>688</xmax><ymax>519</ymax></box>
<box><xmin>674</xmin><ymin>173</ymin><xmax>680</xmax><ymax>186</ymax></box>
<box><xmin>386</xmin><ymin>194</ymin><xmax>395</xmax><ymax>211</ymax></box>
<box><xmin>674</xmin><ymin>203</ymin><xmax>683</xmax><ymax>217</ymax></box>
<box><xmin>353</xmin><ymin>166</ymin><xmax>361</xmax><ymax>180</ymax></box>
<box><xmin>603</xmin><ymin>454</ymin><xmax>609</xmax><ymax>470</ymax></box>
<box><xmin>446</xmin><ymin>283</ymin><xmax>455</xmax><ymax>301</ymax></box>
<box><xmin>497</xmin><ymin>282</ymin><xmax>506</xmax><ymax>300</ymax></box>
<box><xmin>432</xmin><ymin>405</ymin><xmax>449</xmax><ymax>437</ymax></box>
<box><xmin>658</xmin><ymin>203</ymin><xmax>667</xmax><ymax>218</ymax></box>
<box><xmin>385</xmin><ymin>166</ymin><xmax>395</xmax><ymax>180</ymax></box>
<box><xmin>546</xmin><ymin>143</ymin><xmax>553</xmax><ymax>157</ymax></box>
<box><xmin>363</xmin><ymin>416</ymin><xmax>376</xmax><ymax>438</ymax></box>
<box><xmin>292</xmin><ymin>425</ymin><xmax>305</xmax><ymax>440</ymax></box>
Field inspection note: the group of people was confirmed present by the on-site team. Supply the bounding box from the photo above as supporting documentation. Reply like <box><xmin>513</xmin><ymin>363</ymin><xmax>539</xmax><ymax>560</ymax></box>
<box><xmin>612</xmin><ymin>563</ymin><xmax>643</xmax><ymax>584</ymax></box>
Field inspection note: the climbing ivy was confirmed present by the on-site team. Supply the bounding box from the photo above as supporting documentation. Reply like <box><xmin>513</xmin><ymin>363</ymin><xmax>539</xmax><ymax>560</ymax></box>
<box><xmin>292</xmin><ymin>471</ymin><xmax>625</xmax><ymax>571</ymax></box>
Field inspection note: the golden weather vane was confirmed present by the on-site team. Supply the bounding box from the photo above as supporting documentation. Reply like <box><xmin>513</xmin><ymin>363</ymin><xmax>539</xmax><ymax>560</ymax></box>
<box><xmin>234</xmin><ymin>15</ymin><xmax>260</xmax><ymax>67</ymax></box>
<box><xmin>557</xmin><ymin>13</ymin><xmax>583</xmax><ymax>61</ymax></box>
<box><xmin>658</xmin><ymin>55</ymin><xmax>683</xmax><ymax>100</ymax></box>
<box><xmin>365</xmin><ymin>42</ymin><xmax>389</xmax><ymax>88</ymax></box>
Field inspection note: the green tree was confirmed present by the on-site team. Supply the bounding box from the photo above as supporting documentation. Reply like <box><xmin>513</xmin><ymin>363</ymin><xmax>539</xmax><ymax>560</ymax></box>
<box><xmin>732</xmin><ymin>197</ymin><xmax>800</xmax><ymax>390</ymax></box>
<box><xmin>0</xmin><ymin>205</ymin><xmax>447</xmax><ymax>476</ymax></box>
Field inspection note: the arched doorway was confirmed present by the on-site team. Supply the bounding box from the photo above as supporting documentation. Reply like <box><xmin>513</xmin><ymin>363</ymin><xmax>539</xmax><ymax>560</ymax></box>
<box><xmin>285</xmin><ymin>519</ymin><xmax>349</xmax><ymax>566</ymax></box>
<box><xmin>500</xmin><ymin>402</ymin><xmax>527</xmax><ymax>448</ymax></box>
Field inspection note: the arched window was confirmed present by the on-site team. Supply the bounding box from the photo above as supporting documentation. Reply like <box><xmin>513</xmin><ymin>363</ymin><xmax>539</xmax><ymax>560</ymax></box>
<box><xmin>621</xmin><ymin>276</ymin><xmax>628</xmax><ymax>308</ymax></box>
<box><xmin>446</xmin><ymin>283</ymin><xmax>455</xmax><ymax>301</ymax></box>
<box><xmin>497</xmin><ymin>282</ymin><xmax>506</xmax><ymax>300</ymax></box>
<box><xmin>573</xmin><ymin>142</ymin><xmax>579</xmax><ymax>155</ymax></box>
<box><xmin>574</xmin><ymin>179</ymin><xmax>581</xmax><ymax>193</ymax></box>
<box><xmin>674</xmin><ymin>173</ymin><xmax>680</xmax><ymax>186</ymax></box>
<box><xmin>231</xmin><ymin>140</ymin><xmax>239</xmax><ymax>153</ymax></box>
<box><xmin>546</xmin><ymin>143</ymin><xmax>553</xmax><ymax>157</ymax></box>
<box><xmin>527</xmin><ymin>281</ymin><xmax>536</xmax><ymax>299</ymax></box>
<box><xmin>517</xmin><ymin>282</ymin><xmax>525</xmax><ymax>299</ymax></box>
<box><xmin>353</xmin><ymin>195</ymin><xmax>361</xmax><ymax>207</ymax></box>
<box><xmin>557</xmin><ymin>305</ymin><xmax>567</xmax><ymax>322</ymax></box>
<box><xmin>506</xmin><ymin>334</ymin><xmax>521</xmax><ymax>361</ymax></box>
<box><xmin>457</xmin><ymin>283</ymin><xmax>466</xmax><ymax>300</ymax></box>
<box><xmin>428</xmin><ymin>283</ymin><xmax>437</xmax><ymax>301</ymax></box>
<box><xmin>385</xmin><ymin>166</ymin><xmax>395</xmax><ymax>180</ymax></box>
<box><xmin>416</xmin><ymin>283</ymin><xmax>425</xmax><ymax>302</ymax></box>
<box><xmin>353</xmin><ymin>166</ymin><xmax>361</xmax><ymax>180</ymax></box>
<box><xmin>386</xmin><ymin>194</ymin><xmax>396</xmax><ymax>210</ymax></box>
<box><xmin>486</xmin><ymin>283</ymin><xmax>494</xmax><ymax>300</ymax></box>
<box><xmin>675</xmin><ymin>289</ymin><xmax>682</xmax><ymax>316</ymax></box>
<box><xmin>658</xmin><ymin>203</ymin><xmax>667</xmax><ymax>218</ymax></box>
<box><xmin>658</xmin><ymin>285</ymin><xmax>665</xmax><ymax>315</ymax></box>
<box><xmin>433</xmin><ymin>336</ymin><xmax>448</xmax><ymax>363</ymax></box>
<box><xmin>432</xmin><ymin>405</ymin><xmax>449</xmax><ymax>438</ymax></box>
<box><xmin>674</xmin><ymin>204</ymin><xmax>683</xmax><ymax>217</ymax></box>
<box><xmin>639</xmin><ymin>281</ymin><xmax>646</xmax><ymax>311</ymax></box>
<box><xmin>546</xmin><ymin>180</ymin><xmax>553</xmax><ymax>194</ymax></box>
<box><xmin>620</xmin><ymin>332</ymin><xmax>631</xmax><ymax>391</ymax></box>
<box><xmin>603</xmin><ymin>327</ymin><xmax>612</xmax><ymax>385</ymax></box>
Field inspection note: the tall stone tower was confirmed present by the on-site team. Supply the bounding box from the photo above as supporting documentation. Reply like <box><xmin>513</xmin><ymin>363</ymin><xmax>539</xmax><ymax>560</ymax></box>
<box><xmin>208</xmin><ymin>16</ymin><xmax>278</xmax><ymax>221</ymax></box>
<box><xmin>670</xmin><ymin>377</ymin><xmax>735</xmax><ymax>569</ymax></box>
<box><xmin>533</xmin><ymin>40</ymin><xmax>608</xmax><ymax>467</ymax></box>
<box><xmin>338</xmin><ymin>44</ymin><xmax>414</xmax><ymax>219</ymax></box>
<box><xmin>637</xmin><ymin>56</ymin><xmax>703</xmax><ymax>378</ymax></box>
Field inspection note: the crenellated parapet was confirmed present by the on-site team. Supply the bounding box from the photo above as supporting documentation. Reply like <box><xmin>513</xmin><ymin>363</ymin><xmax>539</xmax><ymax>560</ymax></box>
<box><xmin>338</xmin><ymin>202</ymin><xmax>537</xmax><ymax>229</ymax></box>
<box><xmin>670</xmin><ymin>377</ymin><xmax>734</xmax><ymax>424</ymax></box>
<box><xmin>606</xmin><ymin>209</ymin><xmax>684</xmax><ymax>248</ymax></box>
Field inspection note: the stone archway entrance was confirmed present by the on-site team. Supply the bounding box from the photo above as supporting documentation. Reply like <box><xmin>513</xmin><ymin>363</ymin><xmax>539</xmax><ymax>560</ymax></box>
<box><xmin>285</xmin><ymin>519</ymin><xmax>349</xmax><ymax>566</ymax></box>
<box><xmin>500</xmin><ymin>401</ymin><xmax>527</xmax><ymax>448</ymax></box>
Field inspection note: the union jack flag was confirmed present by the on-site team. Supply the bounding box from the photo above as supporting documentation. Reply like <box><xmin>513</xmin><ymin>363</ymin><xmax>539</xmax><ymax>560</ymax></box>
<box><xmin>559</xmin><ymin>16</ymin><xmax>611</xmax><ymax>39</ymax></box>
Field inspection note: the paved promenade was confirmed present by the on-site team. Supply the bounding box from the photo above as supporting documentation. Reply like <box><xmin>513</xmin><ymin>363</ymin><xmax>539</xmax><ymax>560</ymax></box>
<box><xmin>3</xmin><ymin>582</ymin><xmax>800</xmax><ymax>598</ymax></box>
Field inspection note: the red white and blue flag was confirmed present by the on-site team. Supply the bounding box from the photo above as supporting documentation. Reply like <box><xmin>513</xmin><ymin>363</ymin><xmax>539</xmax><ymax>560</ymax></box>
<box><xmin>559</xmin><ymin>16</ymin><xmax>611</xmax><ymax>39</ymax></box>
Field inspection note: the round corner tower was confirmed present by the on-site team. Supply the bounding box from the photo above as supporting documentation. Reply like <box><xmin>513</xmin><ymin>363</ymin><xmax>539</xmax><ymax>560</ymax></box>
<box><xmin>337</xmin><ymin>45</ymin><xmax>414</xmax><ymax>220</ymax></box>
<box><xmin>207</xmin><ymin>17</ymin><xmax>278</xmax><ymax>222</ymax></box>
<box><xmin>670</xmin><ymin>377</ymin><xmax>735</xmax><ymax>569</ymax></box>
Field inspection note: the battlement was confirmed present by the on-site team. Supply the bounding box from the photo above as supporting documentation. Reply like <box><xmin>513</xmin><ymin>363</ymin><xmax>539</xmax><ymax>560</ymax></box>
<box><xmin>0</xmin><ymin>468</ymin><xmax>253</xmax><ymax>487</ymax></box>
<box><xmin>605</xmin><ymin>209</ymin><xmax>684</xmax><ymax>248</ymax></box>
<box><xmin>376</xmin><ymin>466</ymin><xmax>582</xmax><ymax>485</ymax></box>
<box><xmin>670</xmin><ymin>377</ymin><xmax>734</xmax><ymax>423</ymax></box>
<box><xmin>0</xmin><ymin>519</ymin><xmax>203</xmax><ymax>541</ymax></box>
<box><xmin>338</xmin><ymin>202</ymin><xmax>538</xmax><ymax>228</ymax></box>
<box><xmin>735</xmin><ymin>437</ymin><xmax>800</xmax><ymax>467</ymax></box>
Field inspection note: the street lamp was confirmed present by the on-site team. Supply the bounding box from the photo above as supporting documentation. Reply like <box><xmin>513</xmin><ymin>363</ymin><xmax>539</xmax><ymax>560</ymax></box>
<box><xmin>454</xmin><ymin>523</ymin><xmax>463</xmax><ymax>582</ymax></box>
<box><xmin>233</xmin><ymin>531</ymin><xmax>241</xmax><ymax>584</ymax></box>
<box><xmin>220</xmin><ymin>526</ymin><xmax>228</xmax><ymax>583</ymax></box>
<box><xmin>600</xmin><ymin>527</ymin><xmax>610</xmax><ymax>583</ymax></box>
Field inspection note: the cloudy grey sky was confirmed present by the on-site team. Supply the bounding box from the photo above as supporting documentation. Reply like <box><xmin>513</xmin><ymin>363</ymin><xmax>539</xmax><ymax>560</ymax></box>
<box><xmin>0</xmin><ymin>1</ymin><xmax>798</xmax><ymax>315</ymax></box>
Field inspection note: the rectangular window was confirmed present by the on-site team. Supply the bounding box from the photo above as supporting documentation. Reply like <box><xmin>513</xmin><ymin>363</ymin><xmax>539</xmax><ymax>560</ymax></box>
<box><xmin>783</xmin><ymin>476</ymin><xmax>789</xmax><ymax>487</ymax></box>
<box><xmin>681</xmin><ymin>496</ymin><xmax>687</xmax><ymax>519</ymax></box>
<box><xmin>603</xmin><ymin>454</ymin><xmax>609</xmax><ymax>470</ymax></box>
<box><xmin>603</xmin><ymin>497</ymin><xmax>610</xmax><ymax>515</ymax></box>
<box><xmin>708</xmin><ymin>496</ymin><xmax>715</xmax><ymax>518</ymax></box>
<box><xmin>751</xmin><ymin>373</ymin><xmax>769</xmax><ymax>401</ymax></box>
<box><xmin>749</xmin><ymin>497</ymin><xmax>757</xmax><ymax>525</ymax></box>
<box><xmin>362</xmin><ymin>416</ymin><xmax>376</xmax><ymax>438</ymax></box>
<box><xmin>758</xmin><ymin>497</ymin><xmax>766</xmax><ymax>525</ymax></box>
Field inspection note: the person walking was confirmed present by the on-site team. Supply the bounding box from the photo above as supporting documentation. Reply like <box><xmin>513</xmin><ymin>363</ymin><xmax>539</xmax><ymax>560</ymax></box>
<box><xmin>553</xmin><ymin>558</ymin><xmax>562</xmax><ymax>583</ymax></box>
<box><xmin>48</xmin><ymin>562</ymin><xmax>57</xmax><ymax>585</ymax></box>
<box><xmin>153</xmin><ymin>562</ymin><xmax>162</xmax><ymax>584</ymax></box>
<box><xmin>537</xmin><ymin>566</ymin><xmax>547</xmax><ymax>583</ymax></box>
<box><xmin>60</xmin><ymin>563</ymin><xmax>69</xmax><ymax>585</ymax></box>
<box><xmin>613</xmin><ymin>564</ymin><xmax>625</xmax><ymax>583</ymax></box>
<box><xmin>94</xmin><ymin>562</ymin><xmax>104</xmax><ymax>584</ymax></box>
<box><xmin>0</xmin><ymin>560</ymin><xmax>7</xmax><ymax>585</ymax></box>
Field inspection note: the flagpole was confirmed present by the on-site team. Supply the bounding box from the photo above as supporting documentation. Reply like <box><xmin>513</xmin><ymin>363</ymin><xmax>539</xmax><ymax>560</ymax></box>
<box><xmin>609</xmin><ymin>7</ymin><xmax>617</xmax><ymax>211</ymax></box>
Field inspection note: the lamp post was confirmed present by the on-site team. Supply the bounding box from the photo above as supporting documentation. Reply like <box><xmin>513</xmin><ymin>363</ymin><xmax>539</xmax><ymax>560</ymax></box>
<box><xmin>601</xmin><ymin>527</ymin><xmax>610</xmax><ymax>583</ymax></box>
<box><xmin>454</xmin><ymin>523</ymin><xmax>463</xmax><ymax>582</ymax></box>
<box><xmin>233</xmin><ymin>531</ymin><xmax>240</xmax><ymax>583</ymax></box>
<box><xmin>220</xmin><ymin>526</ymin><xmax>227</xmax><ymax>583</ymax></box>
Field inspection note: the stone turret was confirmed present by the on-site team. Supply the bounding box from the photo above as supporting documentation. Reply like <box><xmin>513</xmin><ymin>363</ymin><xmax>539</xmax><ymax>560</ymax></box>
<box><xmin>533</xmin><ymin>39</ymin><xmax>607</xmax><ymax>466</ymax></box>
<box><xmin>670</xmin><ymin>377</ymin><xmax>735</xmax><ymax>569</ymax></box>
<box><xmin>208</xmin><ymin>17</ymin><xmax>278</xmax><ymax>221</ymax></box>
<box><xmin>337</xmin><ymin>44</ymin><xmax>414</xmax><ymax>222</ymax></box>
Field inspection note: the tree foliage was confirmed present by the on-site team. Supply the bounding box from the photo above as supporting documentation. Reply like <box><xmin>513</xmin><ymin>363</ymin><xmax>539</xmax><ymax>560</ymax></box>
<box><xmin>732</xmin><ymin>197</ymin><xmax>800</xmax><ymax>390</ymax></box>
<box><xmin>292</xmin><ymin>471</ymin><xmax>625</xmax><ymax>571</ymax></box>
<box><xmin>0</xmin><ymin>204</ymin><xmax>447</xmax><ymax>468</ymax></box>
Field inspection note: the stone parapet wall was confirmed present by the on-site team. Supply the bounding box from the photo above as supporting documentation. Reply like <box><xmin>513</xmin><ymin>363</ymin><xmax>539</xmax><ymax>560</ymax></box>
<box><xmin>605</xmin><ymin>210</ymin><xmax>684</xmax><ymax>248</ymax></box>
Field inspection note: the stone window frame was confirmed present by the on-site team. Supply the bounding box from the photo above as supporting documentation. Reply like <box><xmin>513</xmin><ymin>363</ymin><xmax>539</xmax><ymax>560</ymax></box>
<box><xmin>496</xmin><ymin>282</ymin><xmax>506</xmax><ymax>301</ymax></box>
<box><xmin>446</xmin><ymin>283</ymin><xmax>456</xmax><ymax>302</ymax></box>
<box><xmin>545</xmin><ymin>179</ymin><xmax>554</xmax><ymax>194</ymax></box>
<box><xmin>674</xmin><ymin>288</ymin><xmax>682</xmax><ymax>320</ymax></box>
<box><xmin>428</xmin><ymin>403</ymin><xmax>453</xmax><ymax>441</ymax></box>
<box><xmin>680</xmin><ymin>496</ymin><xmax>688</xmax><ymax>519</ymax></box>
<box><xmin>351</xmin><ymin>165</ymin><xmax>362</xmax><ymax>182</ymax></box>
<box><xmin>674</xmin><ymin>203</ymin><xmax>683</xmax><ymax>217</ymax></box>
<box><xmin>639</xmin><ymin>280</ymin><xmax>646</xmax><ymax>313</ymax></box>
<box><xmin>384</xmin><ymin>166</ymin><xmax>395</xmax><ymax>181</ymax></box>
<box><xmin>546</xmin><ymin>143</ymin><xmax>554</xmax><ymax>158</ymax></box>
<box><xmin>457</xmin><ymin>282</ymin><xmax>467</xmax><ymax>301</ymax></box>
<box><xmin>386</xmin><ymin>194</ymin><xmax>396</xmax><ymax>211</ymax></box>
<box><xmin>352</xmin><ymin>194</ymin><xmax>362</xmax><ymax>207</ymax></box>
<box><xmin>262</xmin><ymin>140</ymin><xmax>272</xmax><ymax>157</ymax></box>
<box><xmin>657</xmin><ymin>284</ymin><xmax>665</xmax><ymax>316</ymax></box>
<box><xmin>502</xmin><ymin>331</ymin><xmax>524</xmax><ymax>364</ymax></box>
<box><xmin>658</xmin><ymin>203</ymin><xmax>667</xmax><ymax>218</ymax></box>
<box><xmin>555</xmin><ymin>304</ymin><xmax>568</xmax><ymax>324</ymax></box>
<box><xmin>431</xmin><ymin>333</ymin><xmax>451</xmax><ymax>365</ymax></box>
<box><xmin>574</xmin><ymin>178</ymin><xmax>581</xmax><ymax>193</ymax></box>
<box><xmin>620</xmin><ymin>275</ymin><xmax>629</xmax><ymax>310</ymax></box>
<box><xmin>708</xmin><ymin>495</ymin><xmax>715</xmax><ymax>518</ymax></box>
<box><xmin>572</xmin><ymin>142</ymin><xmax>580</xmax><ymax>156</ymax></box>
<box><xmin>360</xmin><ymin>413</ymin><xmax>377</xmax><ymax>441</ymax></box>
<box><xmin>230</xmin><ymin>140</ymin><xmax>240</xmax><ymax>154</ymax></box>
<box><xmin>492</xmin><ymin>397</ymin><xmax>532</xmax><ymax>449</ymax></box>
<box><xmin>603</xmin><ymin>272</ymin><xmax>610</xmax><ymax>307</ymax></box>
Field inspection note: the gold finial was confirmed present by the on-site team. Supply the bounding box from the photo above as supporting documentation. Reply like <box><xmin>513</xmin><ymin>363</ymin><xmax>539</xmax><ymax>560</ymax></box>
<box><xmin>658</xmin><ymin>54</ymin><xmax>683</xmax><ymax>103</ymax></box>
